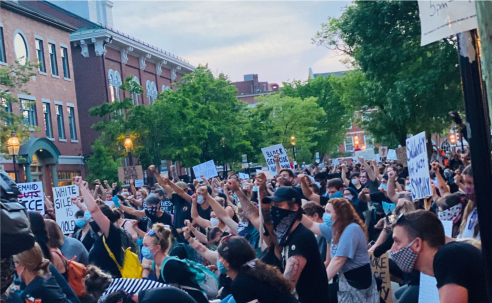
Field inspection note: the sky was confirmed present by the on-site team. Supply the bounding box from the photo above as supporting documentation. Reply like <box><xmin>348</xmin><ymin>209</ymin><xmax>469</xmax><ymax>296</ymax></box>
<box><xmin>112</xmin><ymin>1</ymin><xmax>351</xmax><ymax>85</ymax></box>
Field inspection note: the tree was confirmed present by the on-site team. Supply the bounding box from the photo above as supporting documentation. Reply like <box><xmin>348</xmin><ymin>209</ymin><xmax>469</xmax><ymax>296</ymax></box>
<box><xmin>314</xmin><ymin>1</ymin><xmax>463</xmax><ymax>147</ymax></box>
<box><xmin>86</xmin><ymin>139</ymin><xmax>119</xmax><ymax>184</ymax></box>
<box><xmin>1</xmin><ymin>61</ymin><xmax>40</xmax><ymax>157</ymax></box>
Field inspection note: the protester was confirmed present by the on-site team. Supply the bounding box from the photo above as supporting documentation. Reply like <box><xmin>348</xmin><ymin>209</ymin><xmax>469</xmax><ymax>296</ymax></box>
<box><xmin>457</xmin><ymin>165</ymin><xmax>480</xmax><ymax>239</ymax></box>
<box><xmin>72</xmin><ymin>210</ymin><xmax>96</xmax><ymax>252</ymax></box>
<box><xmin>217</xmin><ymin>236</ymin><xmax>298</xmax><ymax>303</ymax></box>
<box><xmin>302</xmin><ymin>202</ymin><xmax>329</xmax><ymax>265</ymax></box>
<box><xmin>391</xmin><ymin>210</ymin><xmax>488</xmax><ymax>303</ymax></box>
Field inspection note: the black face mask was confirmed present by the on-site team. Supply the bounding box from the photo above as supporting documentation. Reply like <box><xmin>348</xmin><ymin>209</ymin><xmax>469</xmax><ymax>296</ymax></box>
<box><xmin>147</xmin><ymin>206</ymin><xmax>158</xmax><ymax>216</ymax></box>
<box><xmin>270</xmin><ymin>206</ymin><xmax>299</xmax><ymax>246</ymax></box>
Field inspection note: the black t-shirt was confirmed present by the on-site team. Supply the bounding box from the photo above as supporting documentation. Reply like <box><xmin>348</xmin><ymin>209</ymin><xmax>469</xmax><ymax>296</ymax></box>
<box><xmin>88</xmin><ymin>223</ymin><xmax>123</xmax><ymax>277</ymax></box>
<box><xmin>171</xmin><ymin>193</ymin><xmax>192</xmax><ymax>229</ymax></box>
<box><xmin>231</xmin><ymin>271</ymin><xmax>299</xmax><ymax>303</ymax></box>
<box><xmin>139</xmin><ymin>287</ymin><xmax>197</xmax><ymax>303</ymax></box>
<box><xmin>21</xmin><ymin>275</ymin><xmax>71</xmax><ymax>303</ymax></box>
<box><xmin>283</xmin><ymin>224</ymin><xmax>329</xmax><ymax>303</ymax></box>
<box><xmin>433</xmin><ymin>242</ymin><xmax>488</xmax><ymax>303</ymax></box>
<box><xmin>74</xmin><ymin>228</ymin><xmax>95</xmax><ymax>252</ymax></box>
<box><xmin>197</xmin><ymin>204</ymin><xmax>212</xmax><ymax>221</ymax></box>
<box><xmin>317</xmin><ymin>235</ymin><xmax>328</xmax><ymax>262</ymax></box>
<box><xmin>348</xmin><ymin>181</ymin><xmax>365</xmax><ymax>193</ymax></box>
<box><xmin>145</xmin><ymin>209</ymin><xmax>173</xmax><ymax>226</ymax></box>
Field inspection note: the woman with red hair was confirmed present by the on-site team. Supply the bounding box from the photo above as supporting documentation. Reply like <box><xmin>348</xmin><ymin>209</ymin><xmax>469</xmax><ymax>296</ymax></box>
<box><xmin>302</xmin><ymin>198</ymin><xmax>379</xmax><ymax>303</ymax></box>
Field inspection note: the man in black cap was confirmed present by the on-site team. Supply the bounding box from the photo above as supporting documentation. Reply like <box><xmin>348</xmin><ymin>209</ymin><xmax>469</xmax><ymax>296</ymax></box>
<box><xmin>262</xmin><ymin>187</ymin><xmax>329</xmax><ymax>303</ymax></box>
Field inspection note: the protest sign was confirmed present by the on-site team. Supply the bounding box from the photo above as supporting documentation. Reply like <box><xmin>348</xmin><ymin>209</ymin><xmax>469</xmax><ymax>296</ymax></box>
<box><xmin>369</xmin><ymin>252</ymin><xmax>393</xmax><ymax>303</ymax></box>
<box><xmin>135</xmin><ymin>179</ymin><xmax>144</xmax><ymax>187</ymax></box>
<box><xmin>387</xmin><ymin>149</ymin><xmax>398</xmax><ymax>160</ymax></box>
<box><xmin>315</xmin><ymin>152</ymin><xmax>320</xmax><ymax>163</ymax></box>
<box><xmin>238</xmin><ymin>172</ymin><xmax>249</xmax><ymax>179</ymax></box>
<box><xmin>406</xmin><ymin>132</ymin><xmax>431</xmax><ymax>200</ymax></box>
<box><xmin>256</xmin><ymin>169</ymin><xmax>273</xmax><ymax>180</ymax></box>
<box><xmin>396</xmin><ymin>146</ymin><xmax>408</xmax><ymax>167</ymax></box>
<box><xmin>53</xmin><ymin>185</ymin><xmax>79</xmax><ymax>234</ymax></box>
<box><xmin>379</xmin><ymin>146</ymin><xmax>388</xmax><ymax>158</ymax></box>
<box><xmin>375</xmin><ymin>154</ymin><xmax>381</xmax><ymax>163</ymax></box>
<box><xmin>118</xmin><ymin>165</ymin><xmax>143</xmax><ymax>182</ymax></box>
<box><xmin>419</xmin><ymin>273</ymin><xmax>440</xmax><ymax>303</ymax></box>
<box><xmin>160</xmin><ymin>160</ymin><xmax>168</xmax><ymax>177</ymax></box>
<box><xmin>17</xmin><ymin>182</ymin><xmax>45</xmax><ymax>214</ymax></box>
<box><xmin>242</xmin><ymin>154</ymin><xmax>248</xmax><ymax>168</ymax></box>
<box><xmin>418</xmin><ymin>0</ymin><xmax>477</xmax><ymax>46</ymax></box>
<box><xmin>193</xmin><ymin>160</ymin><xmax>218</xmax><ymax>182</ymax></box>
<box><xmin>261</xmin><ymin>144</ymin><xmax>291</xmax><ymax>176</ymax></box>
<box><xmin>332</xmin><ymin>158</ymin><xmax>340</xmax><ymax>165</ymax></box>
<box><xmin>355</xmin><ymin>148</ymin><xmax>376</xmax><ymax>160</ymax></box>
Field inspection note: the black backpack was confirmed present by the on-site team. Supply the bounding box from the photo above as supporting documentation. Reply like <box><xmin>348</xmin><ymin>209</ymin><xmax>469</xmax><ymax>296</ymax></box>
<box><xmin>1</xmin><ymin>202</ymin><xmax>35</xmax><ymax>258</ymax></box>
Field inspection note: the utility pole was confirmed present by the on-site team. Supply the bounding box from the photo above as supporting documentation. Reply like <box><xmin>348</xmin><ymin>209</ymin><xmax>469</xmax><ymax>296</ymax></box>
<box><xmin>475</xmin><ymin>1</ymin><xmax>492</xmax><ymax>123</ymax></box>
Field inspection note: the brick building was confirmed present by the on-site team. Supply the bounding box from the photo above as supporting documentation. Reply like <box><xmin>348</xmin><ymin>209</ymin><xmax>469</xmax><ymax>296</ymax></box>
<box><xmin>232</xmin><ymin>74</ymin><xmax>279</xmax><ymax>105</ymax></box>
<box><xmin>1</xmin><ymin>0</ymin><xmax>85</xmax><ymax>196</ymax></box>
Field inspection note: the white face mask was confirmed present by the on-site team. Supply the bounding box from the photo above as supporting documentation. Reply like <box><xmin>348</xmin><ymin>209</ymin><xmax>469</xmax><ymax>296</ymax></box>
<box><xmin>210</xmin><ymin>218</ymin><xmax>220</xmax><ymax>227</ymax></box>
<box><xmin>197</xmin><ymin>195</ymin><xmax>204</xmax><ymax>204</ymax></box>
<box><xmin>351</xmin><ymin>179</ymin><xmax>358</xmax><ymax>185</ymax></box>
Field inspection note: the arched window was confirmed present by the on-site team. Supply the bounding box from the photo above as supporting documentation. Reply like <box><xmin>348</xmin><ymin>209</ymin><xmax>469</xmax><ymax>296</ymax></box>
<box><xmin>113</xmin><ymin>71</ymin><xmax>122</xmax><ymax>101</ymax></box>
<box><xmin>131</xmin><ymin>76</ymin><xmax>140</xmax><ymax>105</ymax></box>
<box><xmin>146</xmin><ymin>80</ymin><xmax>158</xmax><ymax>104</ymax></box>
<box><xmin>107</xmin><ymin>69</ymin><xmax>115</xmax><ymax>102</ymax></box>
<box><xmin>162</xmin><ymin>85</ymin><xmax>170</xmax><ymax>92</ymax></box>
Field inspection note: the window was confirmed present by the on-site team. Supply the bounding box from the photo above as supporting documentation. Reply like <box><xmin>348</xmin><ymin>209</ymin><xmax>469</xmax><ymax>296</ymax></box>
<box><xmin>146</xmin><ymin>80</ymin><xmax>157</xmax><ymax>104</ymax></box>
<box><xmin>263</xmin><ymin>84</ymin><xmax>266</xmax><ymax>92</ymax></box>
<box><xmin>43</xmin><ymin>103</ymin><xmax>53</xmax><ymax>138</ymax></box>
<box><xmin>20</xmin><ymin>99</ymin><xmax>37</xmax><ymax>126</ymax></box>
<box><xmin>0</xmin><ymin>27</ymin><xmax>5</xmax><ymax>63</ymax></box>
<box><xmin>36</xmin><ymin>39</ymin><xmax>46</xmax><ymax>73</ymax></box>
<box><xmin>14</xmin><ymin>32</ymin><xmax>28</xmax><ymax>65</ymax></box>
<box><xmin>344</xmin><ymin>136</ymin><xmax>354</xmax><ymax>152</ymax></box>
<box><xmin>61</xmin><ymin>47</ymin><xmax>70</xmax><ymax>78</ymax></box>
<box><xmin>68</xmin><ymin>107</ymin><xmax>77</xmax><ymax>140</ymax></box>
<box><xmin>2</xmin><ymin>99</ymin><xmax>11</xmax><ymax>125</ymax></box>
<box><xmin>49</xmin><ymin>43</ymin><xmax>58</xmax><ymax>76</ymax></box>
<box><xmin>56</xmin><ymin>105</ymin><xmax>65</xmax><ymax>139</ymax></box>
<box><xmin>131</xmin><ymin>76</ymin><xmax>140</xmax><ymax>105</ymax></box>
<box><xmin>364</xmin><ymin>135</ymin><xmax>374</xmax><ymax>149</ymax></box>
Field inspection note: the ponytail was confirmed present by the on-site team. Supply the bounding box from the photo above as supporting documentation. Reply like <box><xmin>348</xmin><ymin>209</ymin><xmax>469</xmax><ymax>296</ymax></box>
<box><xmin>151</xmin><ymin>223</ymin><xmax>172</xmax><ymax>253</ymax></box>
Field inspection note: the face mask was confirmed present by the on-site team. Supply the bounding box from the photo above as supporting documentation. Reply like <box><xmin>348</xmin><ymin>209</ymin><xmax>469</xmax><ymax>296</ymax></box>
<box><xmin>252</xmin><ymin>186</ymin><xmax>259</xmax><ymax>192</ymax></box>
<box><xmin>217</xmin><ymin>259</ymin><xmax>227</xmax><ymax>274</ymax></box>
<box><xmin>210</xmin><ymin>218</ymin><xmax>220</xmax><ymax>227</ymax></box>
<box><xmin>360</xmin><ymin>179</ymin><xmax>367</xmax><ymax>185</ymax></box>
<box><xmin>315</xmin><ymin>182</ymin><xmax>321</xmax><ymax>187</ymax></box>
<box><xmin>351</xmin><ymin>179</ymin><xmax>358</xmax><ymax>185</ymax></box>
<box><xmin>405</xmin><ymin>185</ymin><xmax>412</xmax><ymax>191</ymax></box>
<box><xmin>197</xmin><ymin>195</ymin><xmax>205</xmax><ymax>204</ymax></box>
<box><xmin>344</xmin><ymin>195</ymin><xmax>354</xmax><ymax>201</ymax></box>
<box><xmin>329</xmin><ymin>191</ymin><xmax>343</xmax><ymax>199</ymax></box>
<box><xmin>382</xmin><ymin>202</ymin><xmax>396</xmax><ymax>215</ymax></box>
<box><xmin>141</xmin><ymin>246</ymin><xmax>155</xmax><ymax>260</ymax></box>
<box><xmin>84</xmin><ymin>210</ymin><xmax>91</xmax><ymax>221</ymax></box>
<box><xmin>148</xmin><ymin>206</ymin><xmax>157</xmax><ymax>216</ymax></box>
<box><xmin>438</xmin><ymin>204</ymin><xmax>463</xmax><ymax>223</ymax></box>
<box><xmin>464</xmin><ymin>186</ymin><xmax>475</xmax><ymax>202</ymax></box>
<box><xmin>322</xmin><ymin>213</ymin><xmax>334</xmax><ymax>227</ymax></box>
<box><xmin>75</xmin><ymin>219</ymin><xmax>86</xmax><ymax>228</ymax></box>
<box><xmin>187</xmin><ymin>190</ymin><xmax>194</xmax><ymax>196</ymax></box>
<box><xmin>390</xmin><ymin>239</ymin><xmax>418</xmax><ymax>273</ymax></box>
<box><xmin>271</xmin><ymin>206</ymin><xmax>299</xmax><ymax>246</ymax></box>
<box><xmin>380</xmin><ymin>183</ymin><xmax>388</xmax><ymax>190</ymax></box>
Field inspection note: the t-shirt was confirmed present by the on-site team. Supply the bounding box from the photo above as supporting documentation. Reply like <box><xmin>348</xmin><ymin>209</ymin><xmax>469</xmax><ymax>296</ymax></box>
<box><xmin>88</xmin><ymin>223</ymin><xmax>123</xmax><ymax>277</ymax></box>
<box><xmin>73</xmin><ymin>228</ymin><xmax>95</xmax><ymax>252</ymax></box>
<box><xmin>161</xmin><ymin>199</ymin><xmax>174</xmax><ymax>215</ymax></box>
<box><xmin>348</xmin><ymin>182</ymin><xmax>365</xmax><ymax>193</ymax></box>
<box><xmin>433</xmin><ymin>242</ymin><xmax>488</xmax><ymax>303</ymax></box>
<box><xmin>317</xmin><ymin>235</ymin><xmax>328</xmax><ymax>263</ymax></box>
<box><xmin>283</xmin><ymin>224</ymin><xmax>329</xmax><ymax>303</ymax></box>
<box><xmin>21</xmin><ymin>275</ymin><xmax>71</xmax><ymax>303</ymax></box>
<box><xmin>366</xmin><ymin>177</ymin><xmax>380</xmax><ymax>193</ymax></box>
<box><xmin>329</xmin><ymin>223</ymin><xmax>370</xmax><ymax>273</ymax></box>
<box><xmin>61</xmin><ymin>235</ymin><xmax>89</xmax><ymax>265</ymax></box>
<box><xmin>144</xmin><ymin>209</ymin><xmax>172</xmax><ymax>226</ymax></box>
<box><xmin>139</xmin><ymin>287</ymin><xmax>198</xmax><ymax>303</ymax></box>
<box><xmin>231</xmin><ymin>271</ymin><xmax>299</xmax><ymax>303</ymax></box>
<box><xmin>171</xmin><ymin>193</ymin><xmax>192</xmax><ymax>229</ymax></box>
<box><xmin>369</xmin><ymin>192</ymin><xmax>393</xmax><ymax>205</ymax></box>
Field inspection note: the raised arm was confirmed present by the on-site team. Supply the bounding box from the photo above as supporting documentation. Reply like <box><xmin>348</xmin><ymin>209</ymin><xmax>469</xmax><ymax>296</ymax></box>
<box><xmin>190</xmin><ymin>193</ymin><xmax>212</xmax><ymax>229</ymax></box>
<box><xmin>71</xmin><ymin>196</ymin><xmax>88</xmax><ymax>212</ymax></box>
<box><xmin>200</xmin><ymin>175</ymin><xmax>211</xmax><ymax>188</ymax></box>
<box><xmin>130</xmin><ymin>220</ymin><xmax>146</xmax><ymax>239</ymax></box>
<box><xmin>104</xmin><ymin>180</ymin><xmax>112</xmax><ymax>193</ymax></box>
<box><xmin>170</xmin><ymin>165</ymin><xmax>180</xmax><ymax>183</ymax></box>
<box><xmin>130</xmin><ymin>179</ymin><xmax>137</xmax><ymax>197</ymax></box>
<box><xmin>74</xmin><ymin>177</ymin><xmax>110</xmax><ymax>238</ymax></box>
<box><xmin>202</xmin><ymin>186</ymin><xmax>238</xmax><ymax>234</ymax></box>
<box><xmin>454</xmin><ymin>169</ymin><xmax>466</xmax><ymax>192</ymax></box>
<box><xmin>300</xmin><ymin>214</ymin><xmax>323</xmax><ymax>237</ymax></box>
<box><xmin>183</xmin><ymin>221</ymin><xmax>218</xmax><ymax>264</ymax></box>
<box><xmin>257</xmin><ymin>173</ymin><xmax>277</xmax><ymax>248</ymax></box>
<box><xmin>273</xmin><ymin>154</ymin><xmax>281</xmax><ymax>177</ymax></box>
<box><xmin>359</xmin><ymin>157</ymin><xmax>377</xmax><ymax>182</ymax></box>
<box><xmin>386</xmin><ymin>171</ymin><xmax>399</xmax><ymax>203</ymax></box>
<box><xmin>358</xmin><ymin>188</ymin><xmax>371</xmax><ymax>203</ymax></box>
<box><xmin>300</xmin><ymin>176</ymin><xmax>321</xmax><ymax>204</ymax></box>
<box><xmin>227</xmin><ymin>180</ymin><xmax>261</xmax><ymax>231</ymax></box>
<box><xmin>113</xmin><ymin>197</ymin><xmax>147</xmax><ymax>218</ymax></box>
<box><xmin>341</xmin><ymin>164</ymin><xmax>350</xmax><ymax>187</ymax></box>
<box><xmin>432</xmin><ymin>162</ymin><xmax>450</xmax><ymax>195</ymax></box>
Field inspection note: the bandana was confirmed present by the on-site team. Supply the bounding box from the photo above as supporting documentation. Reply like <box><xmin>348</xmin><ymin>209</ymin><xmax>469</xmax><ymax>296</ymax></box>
<box><xmin>438</xmin><ymin>204</ymin><xmax>463</xmax><ymax>224</ymax></box>
<box><xmin>271</xmin><ymin>206</ymin><xmax>298</xmax><ymax>247</ymax></box>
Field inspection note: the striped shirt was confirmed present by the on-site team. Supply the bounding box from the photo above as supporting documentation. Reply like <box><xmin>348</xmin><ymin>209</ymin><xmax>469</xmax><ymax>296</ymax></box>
<box><xmin>99</xmin><ymin>279</ymin><xmax>169</xmax><ymax>302</ymax></box>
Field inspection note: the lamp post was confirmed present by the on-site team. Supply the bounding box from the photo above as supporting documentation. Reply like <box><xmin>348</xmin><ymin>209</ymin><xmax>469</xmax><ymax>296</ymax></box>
<box><xmin>221</xmin><ymin>137</ymin><xmax>226</xmax><ymax>179</ymax></box>
<box><xmin>124</xmin><ymin>136</ymin><xmax>133</xmax><ymax>166</ymax></box>
<box><xmin>7</xmin><ymin>131</ymin><xmax>20</xmax><ymax>183</ymax></box>
<box><xmin>290</xmin><ymin>136</ymin><xmax>297</xmax><ymax>167</ymax></box>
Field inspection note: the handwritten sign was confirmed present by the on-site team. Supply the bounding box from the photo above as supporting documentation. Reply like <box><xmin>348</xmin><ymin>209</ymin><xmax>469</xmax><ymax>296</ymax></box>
<box><xmin>379</xmin><ymin>146</ymin><xmax>388</xmax><ymax>158</ymax></box>
<box><xmin>418</xmin><ymin>0</ymin><xmax>477</xmax><ymax>46</ymax></box>
<box><xmin>193</xmin><ymin>160</ymin><xmax>218</xmax><ymax>182</ymax></box>
<box><xmin>238</xmin><ymin>173</ymin><xmax>249</xmax><ymax>179</ymax></box>
<box><xmin>261</xmin><ymin>144</ymin><xmax>291</xmax><ymax>176</ymax></box>
<box><xmin>369</xmin><ymin>252</ymin><xmax>393</xmax><ymax>303</ymax></box>
<box><xmin>396</xmin><ymin>147</ymin><xmax>408</xmax><ymax>167</ymax></box>
<box><xmin>135</xmin><ymin>179</ymin><xmax>144</xmax><ymax>187</ymax></box>
<box><xmin>406</xmin><ymin>132</ymin><xmax>431</xmax><ymax>200</ymax></box>
<box><xmin>118</xmin><ymin>166</ymin><xmax>143</xmax><ymax>182</ymax></box>
<box><xmin>18</xmin><ymin>182</ymin><xmax>45</xmax><ymax>214</ymax></box>
<box><xmin>355</xmin><ymin>148</ymin><xmax>376</xmax><ymax>160</ymax></box>
<box><xmin>256</xmin><ymin>169</ymin><xmax>273</xmax><ymax>180</ymax></box>
<box><xmin>418</xmin><ymin>273</ymin><xmax>439</xmax><ymax>303</ymax></box>
<box><xmin>387</xmin><ymin>149</ymin><xmax>398</xmax><ymax>160</ymax></box>
<box><xmin>53</xmin><ymin>185</ymin><xmax>79</xmax><ymax>234</ymax></box>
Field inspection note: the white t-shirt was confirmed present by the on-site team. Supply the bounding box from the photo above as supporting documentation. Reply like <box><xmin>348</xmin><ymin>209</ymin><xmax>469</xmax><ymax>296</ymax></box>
<box><xmin>459</xmin><ymin>207</ymin><xmax>480</xmax><ymax>240</ymax></box>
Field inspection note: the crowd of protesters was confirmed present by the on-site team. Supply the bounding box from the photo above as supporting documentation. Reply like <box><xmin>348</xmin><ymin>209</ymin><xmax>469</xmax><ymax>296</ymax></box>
<box><xmin>1</xmin><ymin>148</ymin><xmax>489</xmax><ymax>303</ymax></box>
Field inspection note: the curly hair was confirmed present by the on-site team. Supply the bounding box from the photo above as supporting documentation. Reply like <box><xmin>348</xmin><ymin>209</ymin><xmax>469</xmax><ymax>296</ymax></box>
<box><xmin>83</xmin><ymin>265</ymin><xmax>112</xmax><ymax>298</ymax></box>
<box><xmin>329</xmin><ymin>198</ymin><xmax>367</xmax><ymax>244</ymax></box>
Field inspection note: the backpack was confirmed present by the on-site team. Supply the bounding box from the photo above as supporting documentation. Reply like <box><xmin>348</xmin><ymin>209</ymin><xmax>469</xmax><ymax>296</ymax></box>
<box><xmin>159</xmin><ymin>256</ymin><xmax>218</xmax><ymax>299</ymax></box>
<box><xmin>120</xmin><ymin>222</ymin><xmax>136</xmax><ymax>253</ymax></box>
<box><xmin>103</xmin><ymin>236</ymin><xmax>142</xmax><ymax>279</ymax></box>
<box><xmin>0</xmin><ymin>202</ymin><xmax>35</xmax><ymax>258</ymax></box>
<box><xmin>53</xmin><ymin>251</ymin><xmax>87</xmax><ymax>297</ymax></box>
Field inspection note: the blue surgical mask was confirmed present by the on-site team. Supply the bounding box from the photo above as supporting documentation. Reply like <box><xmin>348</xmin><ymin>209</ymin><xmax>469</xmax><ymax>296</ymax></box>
<box><xmin>197</xmin><ymin>195</ymin><xmax>204</xmax><ymax>204</ymax></box>
<box><xmin>84</xmin><ymin>210</ymin><xmax>91</xmax><ymax>221</ymax></box>
<box><xmin>351</xmin><ymin>179</ymin><xmax>358</xmax><ymax>185</ymax></box>
<box><xmin>315</xmin><ymin>182</ymin><xmax>321</xmax><ymax>187</ymax></box>
<box><xmin>141</xmin><ymin>246</ymin><xmax>155</xmax><ymax>260</ymax></box>
<box><xmin>75</xmin><ymin>218</ymin><xmax>86</xmax><ymax>228</ymax></box>
<box><xmin>322</xmin><ymin>213</ymin><xmax>335</xmax><ymax>227</ymax></box>
<box><xmin>380</xmin><ymin>183</ymin><xmax>388</xmax><ymax>190</ymax></box>
<box><xmin>329</xmin><ymin>191</ymin><xmax>343</xmax><ymax>199</ymax></box>
<box><xmin>252</xmin><ymin>186</ymin><xmax>259</xmax><ymax>192</ymax></box>
<box><xmin>405</xmin><ymin>185</ymin><xmax>412</xmax><ymax>191</ymax></box>
<box><xmin>217</xmin><ymin>259</ymin><xmax>227</xmax><ymax>274</ymax></box>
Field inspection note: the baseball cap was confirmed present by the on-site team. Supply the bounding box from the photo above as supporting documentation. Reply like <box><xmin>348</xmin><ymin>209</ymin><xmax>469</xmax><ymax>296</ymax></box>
<box><xmin>262</xmin><ymin>187</ymin><xmax>302</xmax><ymax>207</ymax></box>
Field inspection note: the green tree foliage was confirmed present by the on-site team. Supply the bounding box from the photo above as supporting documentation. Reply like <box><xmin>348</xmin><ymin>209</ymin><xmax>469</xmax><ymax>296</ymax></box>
<box><xmin>282</xmin><ymin>75</ymin><xmax>353</xmax><ymax>155</ymax></box>
<box><xmin>86</xmin><ymin>139</ymin><xmax>119</xmax><ymax>184</ymax></box>
<box><xmin>0</xmin><ymin>61</ymin><xmax>40</xmax><ymax>157</ymax></box>
<box><xmin>314</xmin><ymin>1</ymin><xmax>463</xmax><ymax>146</ymax></box>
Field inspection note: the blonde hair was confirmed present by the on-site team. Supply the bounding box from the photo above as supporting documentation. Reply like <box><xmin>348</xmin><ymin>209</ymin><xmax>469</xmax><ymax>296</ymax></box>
<box><xmin>13</xmin><ymin>243</ymin><xmax>50</xmax><ymax>277</ymax></box>
<box><xmin>45</xmin><ymin>219</ymin><xmax>64</xmax><ymax>248</ymax></box>
<box><xmin>150</xmin><ymin>223</ymin><xmax>172</xmax><ymax>253</ymax></box>
<box><xmin>456</xmin><ymin>238</ymin><xmax>482</xmax><ymax>250</ymax></box>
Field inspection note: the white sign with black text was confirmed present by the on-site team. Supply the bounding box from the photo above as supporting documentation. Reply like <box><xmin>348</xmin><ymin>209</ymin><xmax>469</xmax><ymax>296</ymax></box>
<box><xmin>18</xmin><ymin>182</ymin><xmax>45</xmax><ymax>214</ymax></box>
<box><xmin>193</xmin><ymin>160</ymin><xmax>218</xmax><ymax>182</ymax></box>
<box><xmin>53</xmin><ymin>185</ymin><xmax>79</xmax><ymax>234</ymax></box>
<box><xmin>261</xmin><ymin>144</ymin><xmax>291</xmax><ymax>176</ymax></box>
<box><xmin>406</xmin><ymin>132</ymin><xmax>431</xmax><ymax>200</ymax></box>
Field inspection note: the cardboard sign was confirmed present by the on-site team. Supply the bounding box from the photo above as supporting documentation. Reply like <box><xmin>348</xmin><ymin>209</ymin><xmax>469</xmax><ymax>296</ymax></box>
<box><xmin>355</xmin><ymin>148</ymin><xmax>376</xmax><ymax>160</ymax></box>
<box><xmin>369</xmin><ymin>252</ymin><xmax>393</xmax><ymax>303</ymax></box>
<box><xmin>238</xmin><ymin>172</ymin><xmax>249</xmax><ymax>179</ymax></box>
<box><xmin>256</xmin><ymin>169</ymin><xmax>273</xmax><ymax>180</ymax></box>
<box><xmin>53</xmin><ymin>185</ymin><xmax>79</xmax><ymax>234</ymax></box>
<box><xmin>193</xmin><ymin>160</ymin><xmax>218</xmax><ymax>182</ymax></box>
<box><xmin>396</xmin><ymin>147</ymin><xmax>408</xmax><ymax>167</ymax></box>
<box><xmin>18</xmin><ymin>182</ymin><xmax>45</xmax><ymax>214</ymax></box>
<box><xmin>135</xmin><ymin>179</ymin><xmax>144</xmax><ymax>187</ymax></box>
<box><xmin>418</xmin><ymin>0</ymin><xmax>477</xmax><ymax>46</ymax></box>
<box><xmin>379</xmin><ymin>146</ymin><xmax>388</xmax><ymax>158</ymax></box>
<box><xmin>261</xmin><ymin>144</ymin><xmax>291</xmax><ymax>176</ymax></box>
<box><xmin>406</xmin><ymin>132</ymin><xmax>431</xmax><ymax>200</ymax></box>
<box><xmin>118</xmin><ymin>166</ymin><xmax>144</xmax><ymax>182</ymax></box>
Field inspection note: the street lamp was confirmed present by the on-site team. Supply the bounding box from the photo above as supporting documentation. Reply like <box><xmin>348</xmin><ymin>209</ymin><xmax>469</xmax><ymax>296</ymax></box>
<box><xmin>7</xmin><ymin>131</ymin><xmax>20</xmax><ymax>183</ymax></box>
<box><xmin>221</xmin><ymin>137</ymin><xmax>226</xmax><ymax>179</ymax></box>
<box><xmin>354</xmin><ymin>135</ymin><xmax>360</xmax><ymax>148</ymax></box>
<box><xmin>124</xmin><ymin>135</ymin><xmax>133</xmax><ymax>166</ymax></box>
<box><xmin>290</xmin><ymin>136</ymin><xmax>297</xmax><ymax>166</ymax></box>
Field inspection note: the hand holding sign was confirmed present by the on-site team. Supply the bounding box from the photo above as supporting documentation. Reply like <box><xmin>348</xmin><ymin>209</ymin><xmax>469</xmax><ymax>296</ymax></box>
<box><xmin>431</xmin><ymin>161</ymin><xmax>440</xmax><ymax>172</ymax></box>
<box><xmin>273</xmin><ymin>154</ymin><xmax>280</xmax><ymax>163</ymax></box>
